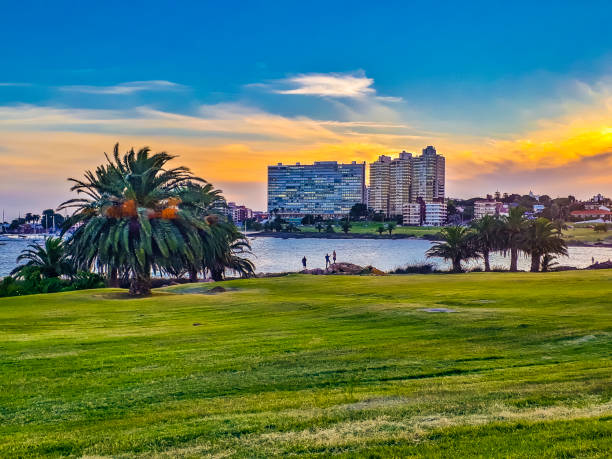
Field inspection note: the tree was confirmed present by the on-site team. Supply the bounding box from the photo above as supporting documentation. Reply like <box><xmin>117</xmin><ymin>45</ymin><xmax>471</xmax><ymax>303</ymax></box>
<box><xmin>325</xmin><ymin>222</ymin><xmax>335</xmax><ymax>233</ymax></box>
<box><xmin>470</xmin><ymin>215</ymin><xmax>503</xmax><ymax>272</ymax></box>
<box><xmin>315</xmin><ymin>222</ymin><xmax>323</xmax><ymax>233</ymax></box>
<box><xmin>594</xmin><ymin>223</ymin><xmax>608</xmax><ymax>233</ymax></box>
<box><xmin>377</xmin><ymin>225</ymin><xmax>385</xmax><ymax>235</ymax></box>
<box><xmin>427</xmin><ymin>226</ymin><xmax>478</xmax><ymax>273</ymax></box>
<box><xmin>11</xmin><ymin>237</ymin><xmax>73</xmax><ymax>279</ymax></box>
<box><xmin>60</xmin><ymin>144</ymin><xmax>226</xmax><ymax>296</ymax></box>
<box><xmin>301</xmin><ymin>214</ymin><xmax>315</xmax><ymax>225</ymax></box>
<box><xmin>522</xmin><ymin>218</ymin><xmax>568</xmax><ymax>272</ymax></box>
<box><xmin>501</xmin><ymin>207</ymin><xmax>528</xmax><ymax>272</ymax></box>
<box><xmin>340</xmin><ymin>219</ymin><xmax>351</xmax><ymax>234</ymax></box>
<box><xmin>349</xmin><ymin>203</ymin><xmax>368</xmax><ymax>220</ymax></box>
<box><xmin>386</xmin><ymin>222</ymin><xmax>396</xmax><ymax>235</ymax></box>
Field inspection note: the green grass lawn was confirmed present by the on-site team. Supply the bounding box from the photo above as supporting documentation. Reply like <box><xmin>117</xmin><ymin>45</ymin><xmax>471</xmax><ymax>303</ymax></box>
<box><xmin>1</xmin><ymin>272</ymin><xmax>611</xmax><ymax>457</ymax></box>
<box><xmin>564</xmin><ymin>227</ymin><xmax>612</xmax><ymax>243</ymax></box>
<box><xmin>300</xmin><ymin>221</ymin><xmax>441</xmax><ymax>236</ymax></box>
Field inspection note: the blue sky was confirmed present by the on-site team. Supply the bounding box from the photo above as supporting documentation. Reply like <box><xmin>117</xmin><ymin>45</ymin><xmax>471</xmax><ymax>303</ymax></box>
<box><xmin>1</xmin><ymin>1</ymin><xmax>612</xmax><ymax>217</ymax></box>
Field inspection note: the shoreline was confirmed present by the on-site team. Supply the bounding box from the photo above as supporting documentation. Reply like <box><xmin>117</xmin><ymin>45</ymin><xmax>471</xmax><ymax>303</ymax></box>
<box><xmin>247</xmin><ymin>231</ymin><xmax>612</xmax><ymax>247</ymax></box>
<box><xmin>247</xmin><ymin>231</ymin><xmax>441</xmax><ymax>240</ymax></box>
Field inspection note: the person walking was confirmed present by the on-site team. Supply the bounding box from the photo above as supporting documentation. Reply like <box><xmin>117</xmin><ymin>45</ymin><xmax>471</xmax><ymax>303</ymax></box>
<box><xmin>302</xmin><ymin>256</ymin><xmax>307</xmax><ymax>269</ymax></box>
<box><xmin>332</xmin><ymin>250</ymin><xmax>337</xmax><ymax>263</ymax></box>
<box><xmin>325</xmin><ymin>253</ymin><xmax>331</xmax><ymax>268</ymax></box>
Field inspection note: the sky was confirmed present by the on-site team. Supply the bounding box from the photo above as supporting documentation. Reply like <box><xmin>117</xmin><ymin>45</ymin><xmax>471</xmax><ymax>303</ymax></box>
<box><xmin>1</xmin><ymin>0</ymin><xmax>612</xmax><ymax>219</ymax></box>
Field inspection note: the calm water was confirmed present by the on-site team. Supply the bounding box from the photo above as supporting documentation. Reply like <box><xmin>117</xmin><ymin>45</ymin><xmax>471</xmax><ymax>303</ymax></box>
<box><xmin>246</xmin><ymin>237</ymin><xmax>612</xmax><ymax>273</ymax></box>
<box><xmin>2</xmin><ymin>234</ymin><xmax>612</xmax><ymax>277</ymax></box>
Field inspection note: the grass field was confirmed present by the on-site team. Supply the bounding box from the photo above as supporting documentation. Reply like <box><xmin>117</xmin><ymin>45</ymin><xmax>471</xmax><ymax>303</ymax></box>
<box><xmin>1</xmin><ymin>272</ymin><xmax>611</xmax><ymax>457</ymax></box>
<box><xmin>300</xmin><ymin>221</ymin><xmax>441</xmax><ymax>237</ymax></box>
<box><xmin>564</xmin><ymin>227</ymin><xmax>612</xmax><ymax>243</ymax></box>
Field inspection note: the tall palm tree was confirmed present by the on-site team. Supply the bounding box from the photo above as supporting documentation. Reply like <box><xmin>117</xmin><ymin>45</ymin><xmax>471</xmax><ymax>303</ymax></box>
<box><xmin>60</xmin><ymin>144</ymin><xmax>213</xmax><ymax>296</ymax></box>
<box><xmin>427</xmin><ymin>226</ymin><xmax>478</xmax><ymax>273</ymax></box>
<box><xmin>470</xmin><ymin>215</ymin><xmax>503</xmax><ymax>271</ymax></box>
<box><xmin>501</xmin><ymin>207</ymin><xmax>528</xmax><ymax>272</ymax></box>
<box><xmin>522</xmin><ymin>218</ymin><xmax>568</xmax><ymax>272</ymax></box>
<box><xmin>11</xmin><ymin>237</ymin><xmax>73</xmax><ymax>279</ymax></box>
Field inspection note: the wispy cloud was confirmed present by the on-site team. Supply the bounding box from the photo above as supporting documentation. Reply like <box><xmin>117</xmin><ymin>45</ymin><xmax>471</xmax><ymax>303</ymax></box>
<box><xmin>0</xmin><ymin>82</ymin><xmax>31</xmax><ymax>87</ymax></box>
<box><xmin>59</xmin><ymin>80</ymin><xmax>185</xmax><ymax>95</ymax></box>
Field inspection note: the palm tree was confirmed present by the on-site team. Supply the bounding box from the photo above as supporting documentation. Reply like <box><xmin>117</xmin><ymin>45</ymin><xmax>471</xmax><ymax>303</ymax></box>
<box><xmin>315</xmin><ymin>222</ymin><xmax>323</xmax><ymax>233</ymax></box>
<box><xmin>427</xmin><ymin>226</ymin><xmax>478</xmax><ymax>273</ymax></box>
<box><xmin>470</xmin><ymin>215</ymin><xmax>503</xmax><ymax>272</ymax></box>
<box><xmin>11</xmin><ymin>237</ymin><xmax>73</xmax><ymax>279</ymax></box>
<box><xmin>60</xmin><ymin>144</ymin><xmax>215</xmax><ymax>296</ymax></box>
<box><xmin>522</xmin><ymin>218</ymin><xmax>568</xmax><ymax>272</ymax></box>
<box><xmin>386</xmin><ymin>222</ymin><xmax>396</xmax><ymax>235</ymax></box>
<box><xmin>377</xmin><ymin>225</ymin><xmax>385</xmax><ymax>235</ymax></box>
<box><xmin>501</xmin><ymin>207</ymin><xmax>528</xmax><ymax>272</ymax></box>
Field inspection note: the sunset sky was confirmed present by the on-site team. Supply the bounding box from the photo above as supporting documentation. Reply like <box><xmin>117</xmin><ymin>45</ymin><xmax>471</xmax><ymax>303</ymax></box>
<box><xmin>1</xmin><ymin>1</ymin><xmax>612</xmax><ymax>219</ymax></box>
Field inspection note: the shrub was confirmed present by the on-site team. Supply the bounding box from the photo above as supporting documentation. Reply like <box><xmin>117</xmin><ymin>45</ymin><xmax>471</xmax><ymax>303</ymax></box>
<box><xmin>72</xmin><ymin>272</ymin><xmax>106</xmax><ymax>290</ymax></box>
<box><xmin>391</xmin><ymin>263</ymin><xmax>434</xmax><ymax>274</ymax></box>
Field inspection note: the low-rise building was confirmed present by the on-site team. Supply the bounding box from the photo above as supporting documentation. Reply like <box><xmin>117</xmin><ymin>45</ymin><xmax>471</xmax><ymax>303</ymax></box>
<box><xmin>424</xmin><ymin>202</ymin><xmax>447</xmax><ymax>226</ymax></box>
<box><xmin>474</xmin><ymin>200</ymin><xmax>502</xmax><ymax>219</ymax></box>
<box><xmin>402</xmin><ymin>203</ymin><xmax>422</xmax><ymax>226</ymax></box>
<box><xmin>570</xmin><ymin>209</ymin><xmax>612</xmax><ymax>221</ymax></box>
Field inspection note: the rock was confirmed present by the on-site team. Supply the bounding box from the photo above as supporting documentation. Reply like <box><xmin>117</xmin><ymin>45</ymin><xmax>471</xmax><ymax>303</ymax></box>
<box><xmin>300</xmin><ymin>268</ymin><xmax>326</xmax><ymax>275</ymax></box>
<box><xmin>586</xmin><ymin>261</ymin><xmax>612</xmax><ymax>270</ymax></box>
<box><xmin>368</xmin><ymin>267</ymin><xmax>386</xmax><ymax>276</ymax></box>
<box><xmin>327</xmin><ymin>262</ymin><xmax>364</xmax><ymax>274</ymax></box>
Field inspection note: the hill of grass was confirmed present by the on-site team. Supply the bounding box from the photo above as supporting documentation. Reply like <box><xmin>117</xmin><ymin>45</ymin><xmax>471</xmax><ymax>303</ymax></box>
<box><xmin>1</xmin><ymin>272</ymin><xmax>611</xmax><ymax>457</ymax></box>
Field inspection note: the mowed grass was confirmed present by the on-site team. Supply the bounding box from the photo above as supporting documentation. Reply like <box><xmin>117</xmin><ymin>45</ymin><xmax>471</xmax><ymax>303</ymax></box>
<box><xmin>300</xmin><ymin>221</ymin><xmax>441</xmax><ymax>237</ymax></box>
<box><xmin>564</xmin><ymin>226</ymin><xmax>612</xmax><ymax>243</ymax></box>
<box><xmin>1</xmin><ymin>272</ymin><xmax>611</xmax><ymax>457</ymax></box>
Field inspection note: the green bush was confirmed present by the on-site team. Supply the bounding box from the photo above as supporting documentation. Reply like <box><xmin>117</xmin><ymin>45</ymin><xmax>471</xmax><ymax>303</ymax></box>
<box><xmin>72</xmin><ymin>272</ymin><xmax>106</xmax><ymax>290</ymax></box>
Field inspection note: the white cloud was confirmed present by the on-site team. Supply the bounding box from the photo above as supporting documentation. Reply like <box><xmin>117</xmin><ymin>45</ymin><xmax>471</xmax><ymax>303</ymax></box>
<box><xmin>59</xmin><ymin>80</ymin><xmax>185</xmax><ymax>95</ymax></box>
<box><xmin>273</xmin><ymin>72</ymin><xmax>375</xmax><ymax>98</ymax></box>
<box><xmin>0</xmin><ymin>82</ymin><xmax>31</xmax><ymax>87</ymax></box>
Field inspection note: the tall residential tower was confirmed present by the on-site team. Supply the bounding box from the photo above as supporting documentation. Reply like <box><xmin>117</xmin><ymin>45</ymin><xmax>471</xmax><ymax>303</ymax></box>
<box><xmin>368</xmin><ymin>146</ymin><xmax>444</xmax><ymax>217</ymax></box>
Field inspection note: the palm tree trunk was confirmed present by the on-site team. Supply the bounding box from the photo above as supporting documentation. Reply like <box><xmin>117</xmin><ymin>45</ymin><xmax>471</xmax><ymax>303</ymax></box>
<box><xmin>129</xmin><ymin>271</ymin><xmax>151</xmax><ymax>296</ymax></box>
<box><xmin>452</xmin><ymin>257</ymin><xmax>462</xmax><ymax>273</ymax></box>
<box><xmin>483</xmin><ymin>250</ymin><xmax>491</xmax><ymax>272</ymax></box>
<box><xmin>211</xmin><ymin>268</ymin><xmax>224</xmax><ymax>282</ymax></box>
<box><xmin>530</xmin><ymin>254</ymin><xmax>541</xmax><ymax>272</ymax></box>
<box><xmin>189</xmin><ymin>268</ymin><xmax>198</xmax><ymax>283</ymax></box>
<box><xmin>109</xmin><ymin>267</ymin><xmax>119</xmax><ymax>288</ymax></box>
<box><xmin>510</xmin><ymin>247</ymin><xmax>519</xmax><ymax>272</ymax></box>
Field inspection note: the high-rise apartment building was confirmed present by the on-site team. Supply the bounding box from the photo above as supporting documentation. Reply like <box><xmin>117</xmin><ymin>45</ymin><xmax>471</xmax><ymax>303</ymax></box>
<box><xmin>411</xmin><ymin>146</ymin><xmax>445</xmax><ymax>202</ymax></box>
<box><xmin>267</xmin><ymin>161</ymin><xmax>365</xmax><ymax>217</ymax></box>
<box><xmin>368</xmin><ymin>146</ymin><xmax>444</xmax><ymax>217</ymax></box>
<box><xmin>368</xmin><ymin>155</ymin><xmax>391</xmax><ymax>214</ymax></box>
<box><xmin>389</xmin><ymin>151</ymin><xmax>412</xmax><ymax>215</ymax></box>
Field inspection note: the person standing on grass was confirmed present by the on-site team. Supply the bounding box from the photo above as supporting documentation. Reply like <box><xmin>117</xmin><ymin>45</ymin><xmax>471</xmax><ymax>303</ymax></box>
<box><xmin>302</xmin><ymin>256</ymin><xmax>307</xmax><ymax>269</ymax></box>
<box><xmin>325</xmin><ymin>253</ymin><xmax>331</xmax><ymax>268</ymax></box>
<box><xmin>333</xmin><ymin>250</ymin><xmax>337</xmax><ymax>264</ymax></box>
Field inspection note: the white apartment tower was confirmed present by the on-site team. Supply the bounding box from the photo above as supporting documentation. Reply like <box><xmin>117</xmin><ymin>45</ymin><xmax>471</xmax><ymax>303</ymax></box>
<box><xmin>368</xmin><ymin>155</ymin><xmax>392</xmax><ymax>214</ymax></box>
<box><xmin>369</xmin><ymin>146</ymin><xmax>445</xmax><ymax>218</ymax></box>
<box><xmin>389</xmin><ymin>151</ymin><xmax>413</xmax><ymax>215</ymax></box>
<box><xmin>411</xmin><ymin>146</ymin><xmax>445</xmax><ymax>202</ymax></box>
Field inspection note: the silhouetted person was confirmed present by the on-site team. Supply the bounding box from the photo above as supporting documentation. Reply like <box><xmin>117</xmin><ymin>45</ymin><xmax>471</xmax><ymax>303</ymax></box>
<box><xmin>325</xmin><ymin>253</ymin><xmax>331</xmax><ymax>268</ymax></box>
<box><xmin>333</xmin><ymin>250</ymin><xmax>337</xmax><ymax>263</ymax></box>
<box><xmin>302</xmin><ymin>256</ymin><xmax>307</xmax><ymax>269</ymax></box>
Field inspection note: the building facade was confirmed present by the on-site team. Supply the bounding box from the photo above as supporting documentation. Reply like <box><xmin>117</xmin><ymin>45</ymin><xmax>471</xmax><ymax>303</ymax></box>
<box><xmin>267</xmin><ymin>161</ymin><xmax>366</xmax><ymax>217</ymax></box>
<box><xmin>411</xmin><ymin>146</ymin><xmax>445</xmax><ymax>202</ymax></box>
<box><xmin>368</xmin><ymin>155</ymin><xmax>392</xmax><ymax>215</ymax></box>
<box><xmin>389</xmin><ymin>152</ymin><xmax>413</xmax><ymax>216</ymax></box>
<box><xmin>369</xmin><ymin>146</ymin><xmax>444</xmax><ymax>220</ymax></box>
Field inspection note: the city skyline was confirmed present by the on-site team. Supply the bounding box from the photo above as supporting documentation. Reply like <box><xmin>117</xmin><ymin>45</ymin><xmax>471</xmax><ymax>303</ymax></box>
<box><xmin>2</xmin><ymin>2</ymin><xmax>612</xmax><ymax>219</ymax></box>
